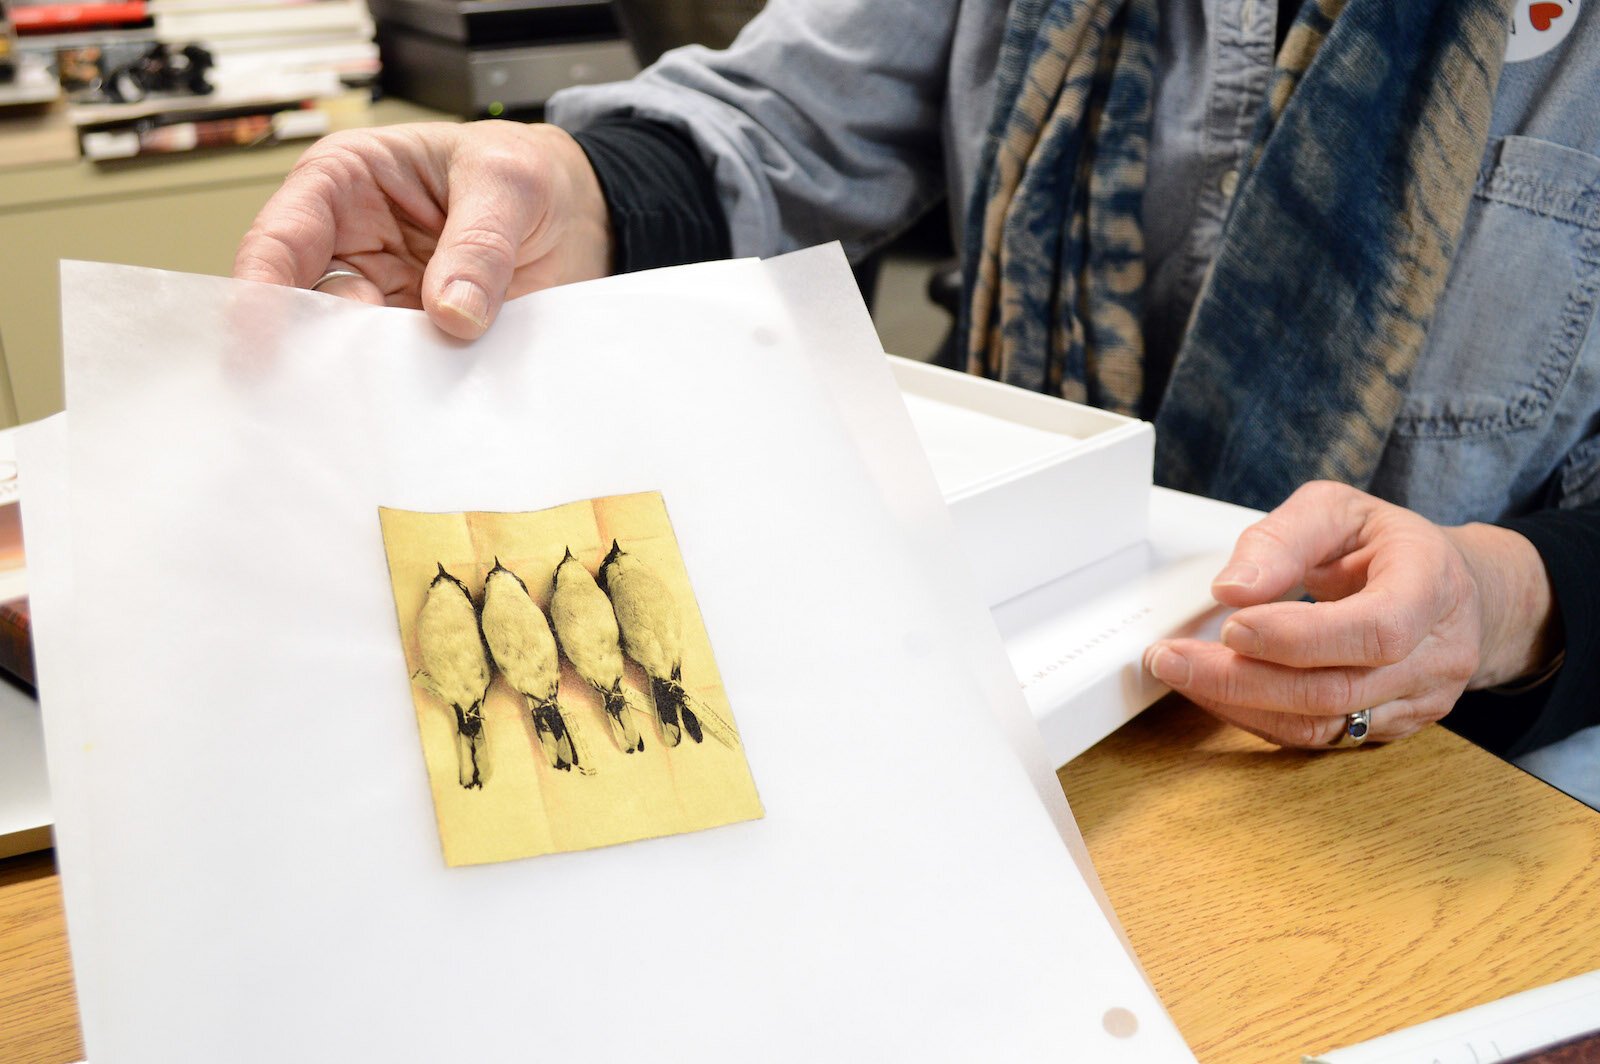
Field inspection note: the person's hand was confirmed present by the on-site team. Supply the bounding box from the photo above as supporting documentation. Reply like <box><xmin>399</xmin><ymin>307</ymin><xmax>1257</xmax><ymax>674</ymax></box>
<box><xmin>234</xmin><ymin>120</ymin><xmax>612</xmax><ymax>339</ymax></box>
<box><xmin>1142</xmin><ymin>481</ymin><xmax>1559</xmax><ymax>747</ymax></box>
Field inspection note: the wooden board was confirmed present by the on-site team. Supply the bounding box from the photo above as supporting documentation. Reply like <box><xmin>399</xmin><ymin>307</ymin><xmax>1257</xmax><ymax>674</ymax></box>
<box><xmin>1062</xmin><ymin>697</ymin><xmax>1600</xmax><ymax>1062</ymax></box>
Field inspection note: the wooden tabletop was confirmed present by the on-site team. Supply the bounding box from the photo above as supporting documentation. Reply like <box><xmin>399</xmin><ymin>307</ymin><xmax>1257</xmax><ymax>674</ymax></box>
<box><xmin>1062</xmin><ymin>699</ymin><xmax>1600</xmax><ymax>1062</ymax></box>
<box><xmin>4</xmin><ymin>697</ymin><xmax>1599</xmax><ymax>1063</ymax></box>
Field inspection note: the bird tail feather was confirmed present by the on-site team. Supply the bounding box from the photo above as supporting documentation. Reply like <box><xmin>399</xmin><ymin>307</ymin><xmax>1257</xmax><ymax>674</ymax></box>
<box><xmin>676</xmin><ymin>663</ymin><xmax>703</xmax><ymax>744</ymax></box>
<box><xmin>529</xmin><ymin>698</ymin><xmax>579</xmax><ymax>772</ymax></box>
<box><xmin>668</xmin><ymin>681</ymin><xmax>741</xmax><ymax>751</ymax></box>
<box><xmin>604</xmin><ymin>683</ymin><xmax>643</xmax><ymax>753</ymax></box>
<box><xmin>453</xmin><ymin>705</ymin><xmax>489</xmax><ymax>789</ymax></box>
<box><xmin>650</xmin><ymin>673</ymin><xmax>702</xmax><ymax>747</ymax></box>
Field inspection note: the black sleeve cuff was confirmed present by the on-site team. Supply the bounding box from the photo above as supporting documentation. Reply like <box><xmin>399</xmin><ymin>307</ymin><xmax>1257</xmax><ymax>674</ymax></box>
<box><xmin>570</xmin><ymin>114</ymin><xmax>732</xmax><ymax>273</ymax></box>
<box><xmin>1446</xmin><ymin>500</ymin><xmax>1600</xmax><ymax>758</ymax></box>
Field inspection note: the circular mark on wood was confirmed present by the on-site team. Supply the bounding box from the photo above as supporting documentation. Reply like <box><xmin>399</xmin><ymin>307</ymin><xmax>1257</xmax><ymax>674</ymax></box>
<box><xmin>1102</xmin><ymin>1007</ymin><xmax>1139</xmax><ymax>1039</ymax></box>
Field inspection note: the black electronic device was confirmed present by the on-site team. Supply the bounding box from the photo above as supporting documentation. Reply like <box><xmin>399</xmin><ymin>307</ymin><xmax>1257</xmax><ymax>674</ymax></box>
<box><xmin>368</xmin><ymin>0</ymin><xmax>636</xmax><ymax>116</ymax></box>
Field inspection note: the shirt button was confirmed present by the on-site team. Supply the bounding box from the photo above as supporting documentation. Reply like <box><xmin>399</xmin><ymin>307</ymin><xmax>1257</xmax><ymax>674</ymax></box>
<box><xmin>1219</xmin><ymin>169</ymin><xmax>1240</xmax><ymax>198</ymax></box>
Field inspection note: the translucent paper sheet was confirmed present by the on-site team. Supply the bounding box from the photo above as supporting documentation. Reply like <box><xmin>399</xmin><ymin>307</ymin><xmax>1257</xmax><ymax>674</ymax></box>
<box><xmin>24</xmin><ymin>246</ymin><xmax>1193</xmax><ymax>1062</ymax></box>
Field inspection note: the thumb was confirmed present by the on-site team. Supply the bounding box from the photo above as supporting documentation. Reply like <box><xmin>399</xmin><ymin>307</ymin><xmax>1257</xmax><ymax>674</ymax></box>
<box><xmin>1212</xmin><ymin>481</ymin><xmax>1378</xmax><ymax>607</ymax></box>
<box><xmin>420</xmin><ymin>149</ymin><xmax>539</xmax><ymax>340</ymax></box>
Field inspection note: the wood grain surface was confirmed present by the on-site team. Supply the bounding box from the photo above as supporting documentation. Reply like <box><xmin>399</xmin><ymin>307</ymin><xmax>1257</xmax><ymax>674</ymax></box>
<box><xmin>0</xmin><ymin>850</ymin><xmax>81</xmax><ymax>1064</ymax></box>
<box><xmin>3</xmin><ymin>698</ymin><xmax>1597</xmax><ymax>1063</ymax></box>
<box><xmin>1062</xmin><ymin>697</ymin><xmax>1600</xmax><ymax>1063</ymax></box>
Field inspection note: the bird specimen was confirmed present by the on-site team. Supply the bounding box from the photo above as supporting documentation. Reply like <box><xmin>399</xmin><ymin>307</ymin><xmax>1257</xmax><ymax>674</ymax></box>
<box><xmin>550</xmin><ymin>548</ymin><xmax>643</xmax><ymax>754</ymax></box>
<box><xmin>598</xmin><ymin>540</ymin><xmax>704</xmax><ymax>747</ymax></box>
<box><xmin>411</xmin><ymin>563</ymin><xmax>493</xmax><ymax>789</ymax></box>
<box><xmin>480</xmin><ymin>559</ymin><xmax>586</xmax><ymax>774</ymax></box>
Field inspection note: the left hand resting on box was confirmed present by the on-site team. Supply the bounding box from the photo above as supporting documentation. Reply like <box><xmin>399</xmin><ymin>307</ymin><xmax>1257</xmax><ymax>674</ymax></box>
<box><xmin>1142</xmin><ymin>481</ymin><xmax>1560</xmax><ymax>747</ymax></box>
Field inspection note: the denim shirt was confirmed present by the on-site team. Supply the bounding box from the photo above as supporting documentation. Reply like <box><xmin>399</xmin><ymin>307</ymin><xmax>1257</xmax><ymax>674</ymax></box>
<box><xmin>550</xmin><ymin>0</ymin><xmax>1600</xmax><ymax>524</ymax></box>
<box><xmin>1369</xmin><ymin>22</ymin><xmax>1600</xmax><ymax>524</ymax></box>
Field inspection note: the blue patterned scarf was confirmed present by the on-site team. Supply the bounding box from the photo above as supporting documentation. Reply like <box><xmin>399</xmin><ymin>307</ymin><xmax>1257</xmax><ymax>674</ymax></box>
<box><xmin>963</xmin><ymin>0</ymin><xmax>1516</xmax><ymax>510</ymax></box>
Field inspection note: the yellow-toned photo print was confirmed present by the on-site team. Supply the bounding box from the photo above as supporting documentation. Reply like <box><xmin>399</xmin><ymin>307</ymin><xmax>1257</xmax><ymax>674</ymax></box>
<box><xmin>379</xmin><ymin>492</ymin><xmax>762</xmax><ymax>866</ymax></box>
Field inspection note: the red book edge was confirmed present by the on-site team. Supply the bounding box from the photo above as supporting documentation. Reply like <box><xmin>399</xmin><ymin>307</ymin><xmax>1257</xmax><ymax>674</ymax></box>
<box><xmin>13</xmin><ymin>1</ymin><xmax>149</xmax><ymax>31</ymax></box>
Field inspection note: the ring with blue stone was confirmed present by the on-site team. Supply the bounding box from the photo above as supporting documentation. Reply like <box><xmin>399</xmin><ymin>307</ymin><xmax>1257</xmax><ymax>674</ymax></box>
<box><xmin>1330</xmin><ymin>708</ymin><xmax>1372</xmax><ymax>748</ymax></box>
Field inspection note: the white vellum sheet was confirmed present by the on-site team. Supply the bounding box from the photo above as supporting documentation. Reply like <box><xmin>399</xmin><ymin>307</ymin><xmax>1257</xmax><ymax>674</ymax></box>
<box><xmin>762</xmin><ymin>248</ymin><xmax>1114</xmax><ymax>896</ymax></box>
<box><xmin>31</xmin><ymin>250</ymin><xmax>1192</xmax><ymax>1062</ymax></box>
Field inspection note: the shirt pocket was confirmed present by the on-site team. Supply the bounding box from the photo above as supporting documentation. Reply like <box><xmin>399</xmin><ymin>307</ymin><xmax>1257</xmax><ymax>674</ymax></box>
<box><xmin>1376</xmin><ymin>136</ymin><xmax>1600</xmax><ymax>523</ymax></box>
<box><xmin>1557</xmin><ymin>432</ymin><xmax>1600</xmax><ymax>509</ymax></box>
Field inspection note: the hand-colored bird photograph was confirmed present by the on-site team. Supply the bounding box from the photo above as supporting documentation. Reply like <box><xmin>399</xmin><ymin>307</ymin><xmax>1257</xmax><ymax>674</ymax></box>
<box><xmin>378</xmin><ymin>492</ymin><xmax>763</xmax><ymax>867</ymax></box>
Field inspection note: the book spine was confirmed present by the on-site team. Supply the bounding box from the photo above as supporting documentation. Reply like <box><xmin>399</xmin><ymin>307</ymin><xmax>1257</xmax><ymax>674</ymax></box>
<box><xmin>80</xmin><ymin>103</ymin><xmax>328</xmax><ymax>159</ymax></box>
<box><xmin>12</xmin><ymin>0</ymin><xmax>148</xmax><ymax>31</ymax></box>
<box><xmin>153</xmin><ymin>0</ymin><xmax>368</xmax><ymax>40</ymax></box>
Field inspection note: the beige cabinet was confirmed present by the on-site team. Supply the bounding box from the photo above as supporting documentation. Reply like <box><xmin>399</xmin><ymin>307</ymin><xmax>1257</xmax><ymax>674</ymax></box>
<box><xmin>0</xmin><ymin>99</ymin><xmax>448</xmax><ymax>427</ymax></box>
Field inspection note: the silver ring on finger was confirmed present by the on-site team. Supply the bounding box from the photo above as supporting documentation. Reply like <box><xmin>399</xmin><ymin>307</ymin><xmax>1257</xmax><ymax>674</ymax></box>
<box><xmin>311</xmin><ymin>268</ymin><xmax>364</xmax><ymax>292</ymax></box>
<box><xmin>1328</xmin><ymin>708</ymin><xmax>1372</xmax><ymax>748</ymax></box>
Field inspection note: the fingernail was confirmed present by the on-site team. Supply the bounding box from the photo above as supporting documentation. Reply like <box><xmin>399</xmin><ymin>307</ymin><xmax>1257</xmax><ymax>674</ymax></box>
<box><xmin>1147</xmin><ymin>648</ymin><xmax>1192</xmax><ymax>688</ymax></box>
<box><xmin>440</xmin><ymin>279</ymin><xmax>490</xmax><ymax>330</ymax></box>
<box><xmin>1221</xmin><ymin>619</ymin><xmax>1262</xmax><ymax>657</ymax></box>
<box><xmin>1214</xmin><ymin>562</ymin><xmax>1260</xmax><ymax>590</ymax></box>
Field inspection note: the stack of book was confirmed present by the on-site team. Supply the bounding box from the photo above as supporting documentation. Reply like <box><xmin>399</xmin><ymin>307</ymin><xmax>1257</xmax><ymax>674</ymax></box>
<box><xmin>0</xmin><ymin>0</ymin><xmax>74</xmax><ymax>167</ymax></box>
<box><xmin>6</xmin><ymin>0</ymin><xmax>377</xmax><ymax>161</ymax></box>
<box><xmin>146</xmin><ymin>0</ymin><xmax>378</xmax><ymax>95</ymax></box>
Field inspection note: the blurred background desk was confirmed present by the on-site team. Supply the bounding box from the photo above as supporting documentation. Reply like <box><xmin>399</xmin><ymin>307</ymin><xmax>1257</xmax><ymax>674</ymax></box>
<box><xmin>4</xmin><ymin>696</ymin><xmax>1598</xmax><ymax>1063</ymax></box>
<box><xmin>0</xmin><ymin>98</ymin><xmax>451</xmax><ymax>428</ymax></box>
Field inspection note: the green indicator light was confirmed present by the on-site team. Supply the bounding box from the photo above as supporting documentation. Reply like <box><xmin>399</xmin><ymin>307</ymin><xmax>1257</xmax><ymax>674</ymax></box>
<box><xmin>488</xmin><ymin>101</ymin><xmax>505</xmax><ymax>117</ymax></box>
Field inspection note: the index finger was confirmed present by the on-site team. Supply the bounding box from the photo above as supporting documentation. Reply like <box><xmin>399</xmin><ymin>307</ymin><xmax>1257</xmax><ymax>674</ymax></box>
<box><xmin>1220</xmin><ymin>548</ymin><xmax>1445</xmax><ymax>667</ymax></box>
<box><xmin>233</xmin><ymin>155</ymin><xmax>343</xmax><ymax>288</ymax></box>
<box><xmin>1211</xmin><ymin>481</ymin><xmax>1380</xmax><ymax>607</ymax></box>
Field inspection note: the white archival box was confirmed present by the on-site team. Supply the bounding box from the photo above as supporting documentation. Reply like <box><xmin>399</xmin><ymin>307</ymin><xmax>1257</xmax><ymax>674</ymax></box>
<box><xmin>0</xmin><ymin>676</ymin><xmax>48</xmax><ymax>859</ymax></box>
<box><xmin>894</xmin><ymin>360</ymin><xmax>1262</xmax><ymax>767</ymax></box>
<box><xmin>892</xmin><ymin>357</ymin><xmax>1153</xmax><ymax>608</ymax></box>
<box><xmin>997</xmin><ymin>487</ymin><xmax>1262</xmax><ymax>765</ymax></box>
